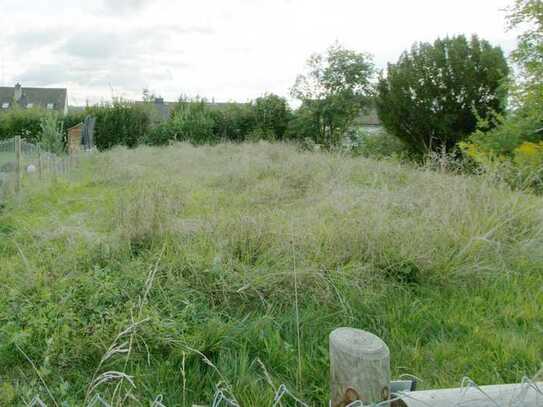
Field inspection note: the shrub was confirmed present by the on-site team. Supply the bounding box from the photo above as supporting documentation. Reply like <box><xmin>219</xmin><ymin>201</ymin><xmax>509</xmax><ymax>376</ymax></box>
<box><xmin>377</xmin><ymin>35</ymin><xmax>509</xmax><ymax>154</ymax></box>
<box><xmin>352</xmin><ymin>129</ymin><xmax>409</xmax><ymax>159</ymax></box>
<box><xmin>0</xmin><ymin>107</ymin><xmax>44</xmax><ymax>141</ymax></box>
<box><xmin>211</xmin><ymin>103</ymin><xmax>256</xmax><ymax>142</ymax></box>
<box><xmin>460</xmin><ymin>140</ymin><xmax>543</xmax><ymax>192</ymax></box>
<box><xmin>458</xmin><ymin>3</ymin><xmax>543</xmax><ymax>192</ymax></box>
<box><xmin>144</xmin><ymin>122</ymin><xmax>176</xmax><ymax>146</ymax></box>
<box><xmin>253</xmin><ymin>94</ymin><xmax>291</xmax><ymax>141</ymax></box>
<box><xmin>170</xmin><ymin>98</ymin><xmax>216</xmax><ymax>144</ymax></box>
<box><xmin>40</xmin><ymin>113</ymin><xmax>65</xmax><ymax>154</ymax></box>
<box><xmin>88</xmin><ymin>101</ymin><xmax>151</xmax><ymax>149</ymax></box>
<box><xmin>285</xmin><ymin>103</ymin><xmax>321</xmax><ymax>142</ymax></box>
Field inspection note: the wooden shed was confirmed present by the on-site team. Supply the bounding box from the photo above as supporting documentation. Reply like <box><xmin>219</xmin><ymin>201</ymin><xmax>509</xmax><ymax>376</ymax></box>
<box><xmin>67</xmin><ymin>123</ymin><xmax>83</xmax><ymax>155</ymax></box>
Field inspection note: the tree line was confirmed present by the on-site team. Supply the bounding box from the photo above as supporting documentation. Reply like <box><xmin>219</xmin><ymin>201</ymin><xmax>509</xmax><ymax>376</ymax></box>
<box><xmin>1</xmin><ymin>0</ymin><xmax>541</xmax><ymax>187</ymax></box>
<box><xmin>0</xmin><ymin>33</ymin><xmax>513</xmax><ymax>154</ymax></box>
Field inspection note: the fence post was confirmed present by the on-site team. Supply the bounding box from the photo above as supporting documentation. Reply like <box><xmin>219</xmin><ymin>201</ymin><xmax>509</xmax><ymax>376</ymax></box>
<box><xmin>37</xmin><ymin>143</ymin><xmax>43</xmax><ymax>179</ymax></box>
<box><xmin>330</xmin><ymin>328</ymin><xmax>390</xmax><ymax>407</ymax></box>
<box><xmin>15</xmin><ymin>135</ymin><xmax>21</xmax><ymax>192</ymax></box>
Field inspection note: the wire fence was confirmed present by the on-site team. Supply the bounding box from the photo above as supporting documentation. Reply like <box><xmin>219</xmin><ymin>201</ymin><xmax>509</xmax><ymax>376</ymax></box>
<box><xmin>0</xmin><ymin>136</ymin><xmax>80</xmax><ymax>198</ymax></box>
<box><xmin>23</xmin><ymin>377</ymin><xmax>543</xmax><ymax>407</ymax></box>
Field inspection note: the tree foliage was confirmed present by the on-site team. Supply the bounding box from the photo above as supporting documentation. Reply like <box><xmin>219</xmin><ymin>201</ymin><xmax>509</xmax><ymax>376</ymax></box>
<box><xmin>376</xmin><ymin>35</ymin><xmax>509</xmax><ymax>154</ymax></box>
<box><xmin>145</xmin><ymin>94</ymin><xmax>292</xmax><ymax>146</ymax></box>
<box><xmin>252</xmin><ymin>94</ymin><xmax>291</xmax><ymax>140</ymax></box>
<box><xmin>40</xmin><ymin>113</ymin><xmax>65</xmax><ymax>154</ymax></box>
<box><xmin>509</xmin><ymin>0</ymin><xmax>543</xmax><ymax>87</ymax></box>
<box><xmin>464</xmin><ymin>1</ymin><xmax>543</xmax><ymax>157</ymax></box>
<box><xmin>88</xmin><ymin>101</ymin><xmax>150</xmax><ymax>149</ymax></box>
<box><xmin>0</xmin><ymin>107</ymin><xmax>45</xmax><ymax>142</ymax></box>
<box><xmin>170</xmin><ymin>97</ymin><xmax>216</xmax><ymax>144</ymax></box>
<box><xmin>291</xmin><ymin>43</ymin><xmax>375</xmax><ymax>146</ymax></box>
<box><xmin>495</xmin><ymin>0</ymin><xmax>543</xmax><ymax>140</ymax></box>
<box><xmin>211</xmin><ymin>103</ymin><xmax>256</xmax><ymax>142</ymax></box>
<box><xmin>458</xmin><ymin>1</ymin><xmax>543</xmax><ymax>192</ymax></box>
<box><xmin>0</xmin><ymin>107</ymin><xmax>86</xmax><ymax>143</ymax></box>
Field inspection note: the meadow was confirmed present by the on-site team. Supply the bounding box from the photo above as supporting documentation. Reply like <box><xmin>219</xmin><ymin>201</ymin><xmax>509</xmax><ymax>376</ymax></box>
<box><xmin>0</xmin><ymin>142</ymin><xmax>542</xmax><ymax>405</ymax></box>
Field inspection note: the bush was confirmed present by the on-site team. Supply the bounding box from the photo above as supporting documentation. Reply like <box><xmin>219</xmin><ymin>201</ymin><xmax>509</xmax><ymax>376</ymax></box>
<box><xmin>253</xmin><ymin>94</ymin><xmax>291</xmax><ymax>141</ymax></box>
<box><xmin>212</xmin><ymin>103</ymin><xmax>256</xmax><ymax>142</ymax></box>
<box><xmin>113</xmin><ymin>94</ymin><xmax>292</xmax><ymax>147</ymax></box>
<box><xmin>352</xmin><ymin>129</ymin><xmax>409</xmax><ymax>159</ymax></box>
<box><xmin>285</xmin><ymin>104</ymin><xmax>321</xmax><ymax>142</ymax></box>
<box><xmin>0</xmin><ymin>107</ymin><xmax>44</xmax><ymax>142</ymax></box>
<box><xmin>88</xmin><ymin>102</ymin><xmax>151</xmax><ymax>149</ymax></box>
<box><xmin>377</xmin><ymin>35</ymin><xmax>509</xmax><ymax>154</ymax></box>
<box><xmin>460</xmin><ymin>139</ymin><xmax>543</xmax><ymax>192</ymax></box>
<box><xmin>170</xmin><ymin>98</ymin><xmax>216</xmax><ymax>144</ymax></box>
<box><xmin>458</xmin><ymin>3</ymin><xmax>543</xmax><ymax>193</ymax></box>
<box><xmin>144</xmin><ymin>122</ymin><xmax>176</xmax><ymax>146</ymax></box>
<box><xmin>40</xmin><ymin>113</ymin><xmax>65</xmax><ymax>154</ymax></box>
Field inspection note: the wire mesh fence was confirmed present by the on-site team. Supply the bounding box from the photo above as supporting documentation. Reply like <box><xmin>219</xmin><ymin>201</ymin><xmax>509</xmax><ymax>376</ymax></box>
<box><xmin>23</xmin><ymin>377</ymin><xmax>543</xmax><ymax>407</ymax></box>
<box><xmin>0</xmin><ymin>136</ymin><xmax>81</xmax><ymax>199</ymax></box>
<box><xmin>0</xmin><ymin>137</ymin><xmax>16</xmax><ymax>170</ymax></box>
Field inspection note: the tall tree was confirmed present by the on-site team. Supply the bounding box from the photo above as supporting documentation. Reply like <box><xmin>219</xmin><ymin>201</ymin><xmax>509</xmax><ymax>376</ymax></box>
<box><xmin>509</xmin><ymin>0</ymin><xmax>543</xmax><ymax>87</ymax></box>
<box><xmin>291</xmin><ymin>43</ymin><xmax>375</xmax><ymax>147</ymax></box>
<box><xmin>376</xmin><ymin>35</ymin><xmax>509</xmax><ymax>154</ymax></box>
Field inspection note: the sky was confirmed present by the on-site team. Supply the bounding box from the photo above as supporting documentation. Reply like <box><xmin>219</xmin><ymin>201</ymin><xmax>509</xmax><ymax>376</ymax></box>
<box><xmin>1</xmin><ymin>0</ymin><xmax>518</xmax><ymax>106</ymax></box>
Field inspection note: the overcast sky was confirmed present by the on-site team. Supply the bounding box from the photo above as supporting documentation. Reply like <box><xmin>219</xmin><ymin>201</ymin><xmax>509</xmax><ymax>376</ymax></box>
<box><xmin>1</xmin><ymin>0</ymin><xmax>517</xmax><ymax>106</ymax></box>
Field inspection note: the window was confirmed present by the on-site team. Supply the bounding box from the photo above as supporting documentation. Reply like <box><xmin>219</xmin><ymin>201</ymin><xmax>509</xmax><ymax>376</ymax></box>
<box><xmin>26</xmin><ymin>103</ymin><xmax>33</xmax><ymax>108</ymax></box>
<box><xmin>1</xmin><ymin>102</ymin><xmax>9</xmax><ymax>109</ymax></box>
<box><xmin>47</xmin><ymin>103</ymin><xmax>54</xmax><ymax>110</ymax></box>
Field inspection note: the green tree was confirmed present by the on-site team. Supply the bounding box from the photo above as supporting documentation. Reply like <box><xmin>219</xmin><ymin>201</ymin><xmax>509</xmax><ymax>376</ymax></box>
<box><xmin>377</xmin><ymin>35</ymin><xmax>509</xmax><ymax>154</ymax></box>
<box><xmin>291</xmin><ymin>43</ymin><xmax>375</xmax><ymax>147</ymax></box>
<box><xmin>252</xmin><ymin>93</ymin><xmax>291</xmax><ymax>140</ymax></box>
<box><xmin>509</xmin><ymin>0</ymin><xmax>543</xmax><ymax>89</ymax></box>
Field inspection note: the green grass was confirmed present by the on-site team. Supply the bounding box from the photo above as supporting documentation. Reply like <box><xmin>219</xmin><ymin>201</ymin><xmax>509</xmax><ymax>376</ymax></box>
<box><xmin>0</xmin><ymin>151</ymin><xmax>15</xmax><ymax>168</ymax></box>
<box><xmin>0</xmin><ymin>142</ymin><xmax>542</xmax><ymax>406</ymax></box>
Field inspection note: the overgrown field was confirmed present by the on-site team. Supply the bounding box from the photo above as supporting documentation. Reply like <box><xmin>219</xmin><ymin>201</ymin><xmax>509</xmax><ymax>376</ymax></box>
<box><xmin>1</xmin><ymin>142</ymin><xmax>542</xmax><ymax>405</ymax></box>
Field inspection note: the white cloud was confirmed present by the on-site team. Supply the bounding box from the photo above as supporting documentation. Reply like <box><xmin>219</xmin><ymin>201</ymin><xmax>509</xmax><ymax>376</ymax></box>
<box><xmin>2</xmin><ymin>0</ymin><xmax>517</xmax><ymax>105</ymax></box>
<box><xmin>100</xmin><ymin>0</ymin><xmax>153</xmax><ymax>15</ymax></box>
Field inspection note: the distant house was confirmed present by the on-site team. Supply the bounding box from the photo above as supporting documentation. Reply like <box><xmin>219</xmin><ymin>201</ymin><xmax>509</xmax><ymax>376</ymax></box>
<box><xmin>0</xmin><ymin>83</ymin><xmax>68</xmax><ymax>115</ymax></box>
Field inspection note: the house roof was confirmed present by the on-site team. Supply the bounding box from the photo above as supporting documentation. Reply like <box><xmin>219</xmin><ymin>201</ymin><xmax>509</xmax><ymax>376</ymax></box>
<box><xmin>0</xmin><ymin>86</ymin><xmax>67</xmax><ymax>112</ymax></box>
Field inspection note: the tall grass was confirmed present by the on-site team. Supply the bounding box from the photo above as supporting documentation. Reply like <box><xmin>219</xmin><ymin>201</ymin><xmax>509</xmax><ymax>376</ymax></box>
<box><xmin>0</xmin><ymin>142</ymin><xmax>542</xmax><ymax>405</ymax></box>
